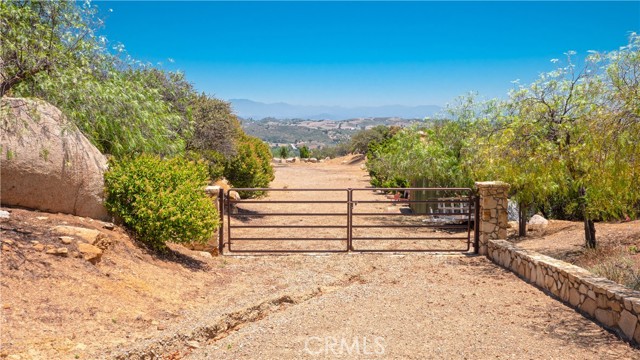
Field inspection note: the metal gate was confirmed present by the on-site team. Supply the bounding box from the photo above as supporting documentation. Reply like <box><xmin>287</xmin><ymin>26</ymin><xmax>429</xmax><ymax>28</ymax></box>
<box><xmin>218</xmin><ymin>188</ymin><xmax>479</xmax><ymax>254</ymax></box>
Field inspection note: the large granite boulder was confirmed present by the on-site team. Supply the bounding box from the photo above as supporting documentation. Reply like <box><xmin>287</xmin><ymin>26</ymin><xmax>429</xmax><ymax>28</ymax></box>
<box><xmin>1</xmin><ymin>97</ymin><xmax>109</xmax><ymax>220</ymax></box>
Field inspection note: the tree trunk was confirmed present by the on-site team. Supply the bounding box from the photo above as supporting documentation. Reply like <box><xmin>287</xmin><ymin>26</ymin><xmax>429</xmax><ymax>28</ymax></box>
<box><xmin>518</xmin><ymin>204</ymin><xmax>527</xmax><ymax>237</ymax></box>
<box><xmin>580</xmin><ymin>186</ymin><xmax>597</xmax><ymax>248</ymax></box>
<box><xmin>584</xmin><ymin>218</ymin><xmax>596</xmax><ymax>249</ymax></box>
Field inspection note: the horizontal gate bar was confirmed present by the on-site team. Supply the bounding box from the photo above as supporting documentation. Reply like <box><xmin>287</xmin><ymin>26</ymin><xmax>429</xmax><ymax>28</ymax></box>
<box><xmin>228</xmin><ymin>249</ymin><xmax>349</xmax><ymax>253</ymax></box>
<box><xmin>230</xmin><ymin>225</ymin><xmax>347</xmax><ymax>229</ymax></box>
<box><xmin>351</xmin><ymin>212</ymin><xmax>471</xmax><ymax>216</ymax></box>
<box><xmin>231</xmin><ymin>188</ymin><xmax>349</xmax><ymax>192</ymax></box>
<box><xmin>229</xmin><ymin>200</ymin><xmax>347</xmax><ymax>204</ymax></box>
<box><xmin>352</xmin><ymin>199</ymin><xmax>472</xmax><ymax>204</ymax></box>
<box><xmin>229</xmin><ymin>237</ymin><xmax>349</xmax><ymax>241</ymax></box>
<box><xmin>229</xmin><ymin>212</ymin><xmax>348</xmax><ymax>217</ymax></box>
<box><xmin>352</xmin><ymin>236</ymin><xmax>469</xmax><ymax>240</ymax></box>
<box><xmin>351</xmin><ymin>187</ymin><xmax>473</xmax><ymax>191</ymax></box>
<box><xmin>353</xmin><ymin>248</ymin><xmax>469</xmax><ymax>253</ymax></box>
<box><xmin>351</xmin><ymin>224</ymin><xmax>468</xmax><ymax>229</ymax></box>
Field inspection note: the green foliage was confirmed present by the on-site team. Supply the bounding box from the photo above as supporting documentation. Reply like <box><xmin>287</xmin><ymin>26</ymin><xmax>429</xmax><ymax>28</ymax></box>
<box><xmin>350</xmin><ymin>125</ymin><xmax>397</xmax><ymax>154</ymax></box>
<box><xmin>22</xmin><ymin>68</ymin><xmax>187</xmax><ymax>157</ymax></box>
<box><xmin>0</xmin><ymin>1</ymin><xmax>97</xmax><ymax>96</ymax></box>
<box><xmin>224</xmin><ymin>135</ymin><xmax>275</xmax><ymax>197</ymax></box>
<box><xmin>311</xmin><ymin>142</ymin><xmax>351</xmax><ymax>159</ymax></box>
<box><xmin>104</xmin><ymin>155</ymin><xmax>219</xmax><ymax>250</ymax></box>
<box><xmin>185</xmin><ymin>150</ymin><xmax>226</xmax><ymax>182</ymax></box>
<box><xmin>278</xmin><ymin>145</ymin><xmax>290</xmax><ymax>159</ymax></box>
<box><xmin>187</xmin><ymin>94</ymin><xmax>242</xmax><ymax>157</ymax></box>
<box><xmin>5</xmin><ymin>1</ymin><xmax>187</xmax><ymax>158</ymax></box>
<box><xmin>367</xmin><ymin>120</ymin><xmax>474</xmax><ymax>189</ymax></box>
<box><xmin>299</xmin><ymin>145</ymin><xmax>310</xmax><ymax>159</ymax></box>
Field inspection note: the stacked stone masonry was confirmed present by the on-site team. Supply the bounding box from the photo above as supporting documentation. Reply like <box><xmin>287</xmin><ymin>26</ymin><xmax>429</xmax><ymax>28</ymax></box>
<box><xmin>488</xmin><ymin>239</ymin><xmax>640</xmax><ymax>344</ymax></box>
<box><xmin>475</xmin><ymin>182</ymin><xmax>510</xmax><ymax>255</ymax></box>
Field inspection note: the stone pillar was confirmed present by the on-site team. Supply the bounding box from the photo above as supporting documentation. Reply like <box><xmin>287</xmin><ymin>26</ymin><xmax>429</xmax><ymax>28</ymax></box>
<box><xmin>475</xmin><ymin>181</ymin><xmax>510</xmax><ymax>255</ymax></box>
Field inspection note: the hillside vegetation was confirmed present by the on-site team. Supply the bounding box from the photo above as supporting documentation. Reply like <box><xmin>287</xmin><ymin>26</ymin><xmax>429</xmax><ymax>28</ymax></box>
<box><xmin>1</xmin><ymin>1</ymin><xmax>274</xmax><ymax>248</ymax></box>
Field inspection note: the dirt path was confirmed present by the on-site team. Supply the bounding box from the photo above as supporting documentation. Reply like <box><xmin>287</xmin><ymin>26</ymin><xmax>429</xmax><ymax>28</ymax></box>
<box><xmin>182</xmin><ymin>160</ymin><xmax>638</xmax><ymax>359</ymax></box>
<box><xmin>227</xmin><ymin>160</ymin><xmax>471</xmax><ymax>253</ymax></box>
<box><xmin>3</xmin><ymin>158</ymin><xmax>638</xmax><ymax>359</ymax></box>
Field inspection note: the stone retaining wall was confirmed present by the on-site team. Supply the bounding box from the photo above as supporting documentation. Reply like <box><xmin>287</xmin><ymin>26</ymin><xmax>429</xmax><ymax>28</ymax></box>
<box><xmin>488</xmin><ymin>239</ymin><xmax>640</xmax><ymax>344</ymax></box>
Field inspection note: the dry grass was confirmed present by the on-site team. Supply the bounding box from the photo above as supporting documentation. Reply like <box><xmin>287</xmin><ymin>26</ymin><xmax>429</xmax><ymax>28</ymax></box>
<box><xmin>516</xmin><ymin>219</ymin><xmax>640</xmax><ymax>290</ymax></box>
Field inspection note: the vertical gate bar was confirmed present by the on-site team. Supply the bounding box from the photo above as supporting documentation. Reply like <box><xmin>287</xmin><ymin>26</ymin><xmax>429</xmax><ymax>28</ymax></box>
<box><xmin>465</xmin><ymin>191</ymin><xmax>472</xmax><ymax>252</ymax></box>
<box><xmin>227</xmin><ymin>190</ymin><xmax>232</xmax><ymax>252</ymax></box>
<box><xmin>218</xmin><ymin>188</ymin><xmax>224</xmax><ymax>255</ymax></box>
<box><xmin>347</xmin><ymin>189</ymin><xmax>353</xmax><ymax>251</ymax></box>
<box><xmin>474</xmin><ymin>194</ymin><xmax>480</xmax><ymax>254</ymax></box>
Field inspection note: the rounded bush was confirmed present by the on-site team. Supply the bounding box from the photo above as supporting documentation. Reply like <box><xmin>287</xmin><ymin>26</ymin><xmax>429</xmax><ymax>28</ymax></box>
<box><xmin>104</xmin><ymin>155</ymin><xmax>219</xmax><ymax>250</ymax></box>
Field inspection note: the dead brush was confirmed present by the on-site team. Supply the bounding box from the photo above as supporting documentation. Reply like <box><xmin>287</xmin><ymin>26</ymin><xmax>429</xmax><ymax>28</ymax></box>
<box><xmin>587</xmin><ymin>249</ymin><xmax>640</xmax><ymax>290</ymax></box>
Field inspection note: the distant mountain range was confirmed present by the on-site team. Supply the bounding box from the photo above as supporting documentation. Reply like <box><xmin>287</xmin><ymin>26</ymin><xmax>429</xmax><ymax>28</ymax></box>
<box><xmin>228</xmin><ymin>99</ymin><xmax>441</xmax><ymax>120</ymax></box>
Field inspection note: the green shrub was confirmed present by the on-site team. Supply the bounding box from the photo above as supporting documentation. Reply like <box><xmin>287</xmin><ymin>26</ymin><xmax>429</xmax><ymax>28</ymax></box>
<box><xmin>104</xmin><ymin>155</ymin><xmax>219</xmax><ymax>250</ymax></box>
<box><xmin>224</xmin><ymin>135</ymin><xmax>274</xmax><ymax>197</ymax></box>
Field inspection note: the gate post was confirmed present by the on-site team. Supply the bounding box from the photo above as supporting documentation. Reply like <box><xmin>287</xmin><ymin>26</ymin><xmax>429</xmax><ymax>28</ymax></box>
<box><xmin>347</xmin><ymin>188</ymin><xmax>353</xmax><ymax>251</ymax></box>
<box><xmin>218</xmin><ymin>188</ymin><xmax>225</xmax><ymax>255</ymax></box>
<box><xmin>475</xmin><ymin>182</ymin><xmax>510</xmax><ymax>255</ymax></box>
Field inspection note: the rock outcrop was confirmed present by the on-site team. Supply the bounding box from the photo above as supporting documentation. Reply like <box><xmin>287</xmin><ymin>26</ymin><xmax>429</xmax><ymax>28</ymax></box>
<box><xmin>1</xmin><ymin>97</ymin><xmax>109</xmax><ymax>220</ymax></box>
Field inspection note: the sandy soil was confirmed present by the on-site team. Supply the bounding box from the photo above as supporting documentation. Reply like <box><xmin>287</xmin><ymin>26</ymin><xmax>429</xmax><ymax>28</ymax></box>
<box><xmin>2</xmin><ymin>156</ymin><xmax>639</xmax><ymax>359</ymax></box>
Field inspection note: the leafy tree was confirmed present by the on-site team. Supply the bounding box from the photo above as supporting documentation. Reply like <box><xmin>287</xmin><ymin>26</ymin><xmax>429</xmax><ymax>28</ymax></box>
<box><xmin>0</xmin><ymin>1</ymin><xmax>100</xmax><ymax>97</ymax></box>
<box><xmin>471</xmin><ymin>35</ymin><xmax>640</xmax><ymax>246</ymax></box>
<box><xmin>278</xmin><ymin>145</ymin><xmax>290</xmax><ymax>159</ymax></box>
<box><xmin>299</xmin><ymin>145</ymin><xmax>310</xmax><ymax>159</ymax></box>
<box><xmin>187</xmin><ymin>94</ymin><xmax>242</xmax><ymax>157</ymax></box>
<box><xmin>5</xmin><ymin>1</ymin><xmax>187</xmax><ymax>157</ymax></box>
<box><xmin>350</xmin><ymin>125</ymin><xmax>394</xmax><ymax>154</ymax></box>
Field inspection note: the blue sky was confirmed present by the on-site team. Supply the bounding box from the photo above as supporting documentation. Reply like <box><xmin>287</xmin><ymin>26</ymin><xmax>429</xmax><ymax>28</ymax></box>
<box><xmin>97</xmin><ymin>1</ymin><xmax>640</xmax><ymax>107</ymax></box>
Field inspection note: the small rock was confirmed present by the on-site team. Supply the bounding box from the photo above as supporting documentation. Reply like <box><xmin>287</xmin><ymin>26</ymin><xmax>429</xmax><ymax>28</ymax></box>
<box><xmin>3</xmin><ymin>304</ymin><xmax>11</xmax><ymax>309</ymax></box>
<box><xmin>0</xmin><ymin>210</ymin><xmax>10</xmax><ymax>219</ymax></box>
<box><xmin>30</xmin><ymin>240</ymin><xmax>39</xmax><ymax>245</ymax></box>
<box><xmin>33</xmin><ymin>244</ymin><xmax>45</xmax><ymax>252</ymax></box>
<box><xmin>186</xmin><ymin>340</ymin><xmax>200</xmax><ymax>349</ymax></box>
<box><xmin>46</xmin><ymin>247</ymin><xmax>68</xmax><ymax>256</ymax></box>
<box><xmin>59</xmin><ymin>236</ymin><xmax>73</xmax><ymax>244</ymax></box>
<box><xmin>72</xmin><ymin>251</ymin><xmax>81</xmax><ymax>258</ymax></box>
<box><xmin>151</xmin><ymin>320</ymin><xmax>159</xmax><ymax>326</ymax></box>
<box><xmin>198</xmin><ymin>251</ymin><xmax>213</xmax><ymax>259</ymax></box>
<box><xmin>102</xmin><ymin>223</ymin><xmax>115</xmax><ymax>231</ymax></box>
<box><xmin>2</xmin><ymin>244</ymin><xmax>11</xmax><ymax>252</ymax></box>
<box><xmin>77</xmin><ymin>242</ymin><xmax>103</xmax><ymax>264</ymax></box>
<box><xmin>3</xmin><ymin>239</ymin><xmax>14</xmax><ymax>245</ymax></box>
<box><xmin>51</xmin><ymin>225</ymin><xmax>105</xmax><ymax>246</ymax></box>
<box><xmin>74</xmin><ymin>343</ymin><xmax>87</xmax><ymax>351</ymax></box>
<box><xmin>36</xmin><ymin>216</ymin><xmax>48</xmax><ymax>220</ymax></box>
<box><xmin>157</xmin><ymin>325</ymin><xmax>166</xmax><ymax>331</ymax></box>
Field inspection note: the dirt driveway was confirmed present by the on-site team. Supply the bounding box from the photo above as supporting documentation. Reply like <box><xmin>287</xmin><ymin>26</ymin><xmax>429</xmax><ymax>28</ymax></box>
<box><xmin>4</xmin><ymin>158</ymin><xmax>638</xmax><ymax>359</ymax></box>
<box><xmin>182</xmin><ymin>160</ymin><xmax>638</xmax><ymax>359</ymax></box>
